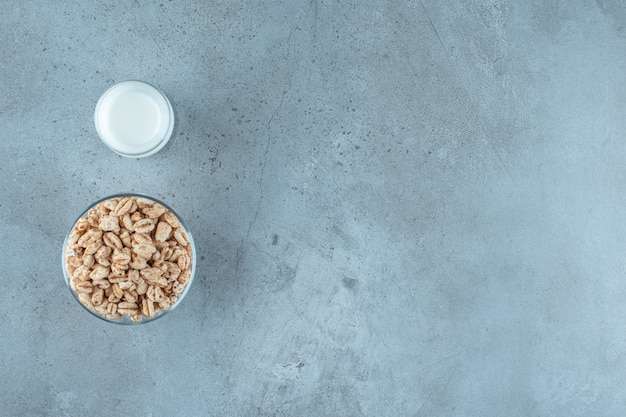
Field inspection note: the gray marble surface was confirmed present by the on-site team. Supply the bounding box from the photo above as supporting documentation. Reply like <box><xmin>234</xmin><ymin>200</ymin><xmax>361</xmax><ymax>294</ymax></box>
<box><xmin>2</xmin><ymin>1</ymin><xmax>626</xmax><ymax>415</ymax></box>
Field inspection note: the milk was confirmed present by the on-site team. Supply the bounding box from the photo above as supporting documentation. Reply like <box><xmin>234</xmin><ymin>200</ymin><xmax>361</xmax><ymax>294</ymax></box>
<box><xmin>95</xmin><ymin>81</ymin><xmax>174</xmax><ymax>157</ymax></box>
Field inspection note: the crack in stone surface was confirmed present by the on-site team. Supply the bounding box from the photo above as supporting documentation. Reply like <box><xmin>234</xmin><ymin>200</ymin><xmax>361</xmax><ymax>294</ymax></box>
<box><xmin>236</xmin><ymin>17</ymin><xmax>299</xmax><ymax>276</ymax></box>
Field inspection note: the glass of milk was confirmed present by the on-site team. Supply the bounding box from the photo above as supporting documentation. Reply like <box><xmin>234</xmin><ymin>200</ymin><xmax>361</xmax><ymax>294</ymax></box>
<box><xmin>94</xmin><ymin>80</ymin><xmax>175</xmax><ymax>158</ymax></box>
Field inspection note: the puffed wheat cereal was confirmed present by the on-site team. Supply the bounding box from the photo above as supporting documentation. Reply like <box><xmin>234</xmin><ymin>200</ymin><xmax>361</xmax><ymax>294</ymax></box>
<box><xmin>65</xmin><ymin>196</ymin><xmax>193</xmax><ymax>322</ymax></box>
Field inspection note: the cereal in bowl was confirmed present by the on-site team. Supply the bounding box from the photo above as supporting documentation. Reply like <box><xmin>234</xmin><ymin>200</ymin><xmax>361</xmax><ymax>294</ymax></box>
<box><xmin>65</xmin><ymin>196</ymin><xmax>193</xmax><ymax>322</ymax></box>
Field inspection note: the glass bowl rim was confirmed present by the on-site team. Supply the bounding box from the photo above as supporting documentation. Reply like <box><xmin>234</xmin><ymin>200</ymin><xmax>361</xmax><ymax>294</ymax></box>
<box><xmin>61</xmin><ymin>192</ymin><xmax>196</xmax><ymax>325</ymax></box>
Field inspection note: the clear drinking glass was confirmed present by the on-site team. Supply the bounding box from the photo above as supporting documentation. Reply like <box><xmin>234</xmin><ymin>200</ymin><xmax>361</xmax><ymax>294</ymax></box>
<box><xmin>94</xmin><ymin>81</ymin><xmax>175</xmax><ymax>158</ymax></box>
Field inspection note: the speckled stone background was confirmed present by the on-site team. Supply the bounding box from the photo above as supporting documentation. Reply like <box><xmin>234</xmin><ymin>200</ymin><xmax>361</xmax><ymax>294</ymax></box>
<box><xmin>2</xmin><ymin>1</ymin><xmax>626</xmax><ymax>415</ymax></box>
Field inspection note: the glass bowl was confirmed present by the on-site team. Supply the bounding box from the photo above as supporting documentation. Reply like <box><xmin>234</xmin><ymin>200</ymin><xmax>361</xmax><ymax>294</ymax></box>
<box><xmin>62</xmin><ymin>193</ymin><xmax>196</xmax><ymax>325</ymax></box>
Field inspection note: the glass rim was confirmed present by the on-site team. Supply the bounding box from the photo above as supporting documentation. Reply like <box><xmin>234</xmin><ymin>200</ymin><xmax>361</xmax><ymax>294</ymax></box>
<box><xmin>94</xmin><ymin>80</ymin><xmax>175</xmax><ymax>158</ymax></box>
